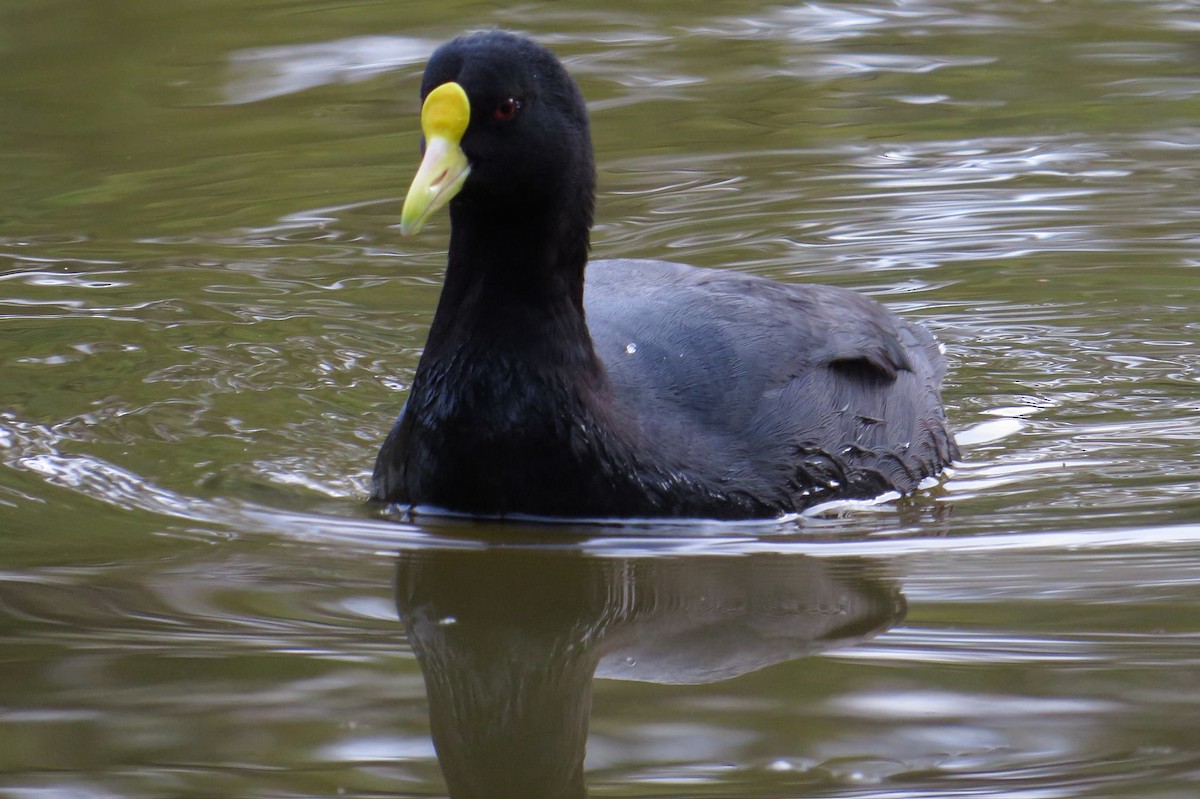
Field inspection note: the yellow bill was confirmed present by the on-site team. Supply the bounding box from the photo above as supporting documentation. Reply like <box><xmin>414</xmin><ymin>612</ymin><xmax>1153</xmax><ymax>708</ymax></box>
<box><xmin>400</xmin><ymin>81</ymin><xmax>472</xmax><ymax>236</ymax></box>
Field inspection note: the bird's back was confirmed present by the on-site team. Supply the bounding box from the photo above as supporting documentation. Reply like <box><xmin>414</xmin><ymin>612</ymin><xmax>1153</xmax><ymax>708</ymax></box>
<box><xmin>584</xmin><ymin>259</ymin><xmax>957</xmax><ymax>508</ymax></box>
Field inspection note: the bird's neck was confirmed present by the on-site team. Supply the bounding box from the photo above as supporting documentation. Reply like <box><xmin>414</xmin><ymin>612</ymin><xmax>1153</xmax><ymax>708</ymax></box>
<box><xmin>425</xmin><ymin>196</ymin><xmax>595</xmax><ymax>368</ymax></box>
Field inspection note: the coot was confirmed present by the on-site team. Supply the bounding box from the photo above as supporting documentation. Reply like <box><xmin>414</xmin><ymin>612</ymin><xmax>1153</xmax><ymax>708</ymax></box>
<box><xmin>371</xmin><ymin>31</ymin><xmax>957</xmax><ymax>520</ymax></box>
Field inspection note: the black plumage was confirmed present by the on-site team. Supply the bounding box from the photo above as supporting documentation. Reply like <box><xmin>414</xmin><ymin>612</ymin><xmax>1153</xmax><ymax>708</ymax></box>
<box><xmin>371</xmin><ymin>30</ymin><xmax>957</xmax><ymax>520</ymax></box>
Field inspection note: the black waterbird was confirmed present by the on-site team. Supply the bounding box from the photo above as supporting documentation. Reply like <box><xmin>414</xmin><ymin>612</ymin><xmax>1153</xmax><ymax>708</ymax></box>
<box><xmin>372</xmin><ymin>31</ymin><xmax>957</xmax><ymax>520</ymax></box>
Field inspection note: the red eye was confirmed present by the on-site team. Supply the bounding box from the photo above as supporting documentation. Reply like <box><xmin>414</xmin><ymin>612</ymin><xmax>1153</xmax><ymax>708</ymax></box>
<box><xmin>493</xmin><ymin>97</ymin><xmax>521</xmax><ymax>121</ymax></box>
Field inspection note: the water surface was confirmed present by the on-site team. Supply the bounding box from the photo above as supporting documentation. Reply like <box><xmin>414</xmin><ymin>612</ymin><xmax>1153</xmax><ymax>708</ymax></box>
<box><xmin>2</xmin><ymin>1</ymin><xmax>1199</xmax><ymax>797</ymax></box>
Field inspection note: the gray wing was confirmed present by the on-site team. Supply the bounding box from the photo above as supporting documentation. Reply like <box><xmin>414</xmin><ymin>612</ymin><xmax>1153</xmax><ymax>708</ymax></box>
<box><xmin>583</xmin><ymin>258</ymin><xmax>955</xmax><ymax>496</ymax></box>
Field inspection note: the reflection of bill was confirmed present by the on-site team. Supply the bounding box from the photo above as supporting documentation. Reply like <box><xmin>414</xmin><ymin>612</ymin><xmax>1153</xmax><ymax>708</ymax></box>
<box><xmin>395</xmin><ymin>547</ymin><xmax>904</xmax><ymax>799</ymax></box>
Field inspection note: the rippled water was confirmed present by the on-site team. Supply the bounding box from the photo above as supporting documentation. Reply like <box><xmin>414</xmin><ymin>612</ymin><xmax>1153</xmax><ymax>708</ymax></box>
<box><xmin>2</xmin><ymin>1</ymin><xmax>1199</xmax><ymax>797</ymax></box>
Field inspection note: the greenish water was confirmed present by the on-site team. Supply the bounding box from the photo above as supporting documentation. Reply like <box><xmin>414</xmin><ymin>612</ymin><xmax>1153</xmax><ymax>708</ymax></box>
<box><xmin>2</xmin><ymin>1</ymin><xmax>1199</xmax><ymax>797</ymax></box>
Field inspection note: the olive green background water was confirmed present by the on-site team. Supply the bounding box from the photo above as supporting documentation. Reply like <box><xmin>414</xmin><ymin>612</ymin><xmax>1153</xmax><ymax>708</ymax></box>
<box><xmin>2</xmin><ymin>1</ymin><xmax>1199</xmax><ymax>797</ymax></box>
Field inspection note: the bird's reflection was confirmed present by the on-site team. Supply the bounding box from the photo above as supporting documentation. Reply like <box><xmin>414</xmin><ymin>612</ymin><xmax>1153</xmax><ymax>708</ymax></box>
<box><xmin>395</xmin><ymin>545</ymin><xmax>904</xmax><ymax>799</ymax></box>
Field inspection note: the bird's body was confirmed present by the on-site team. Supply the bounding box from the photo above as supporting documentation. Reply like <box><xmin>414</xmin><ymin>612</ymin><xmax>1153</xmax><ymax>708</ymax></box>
<box><xmin>371</xmin><ymin>31</ymin><xmax>957</xmax><ymax>520</ymax></box>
